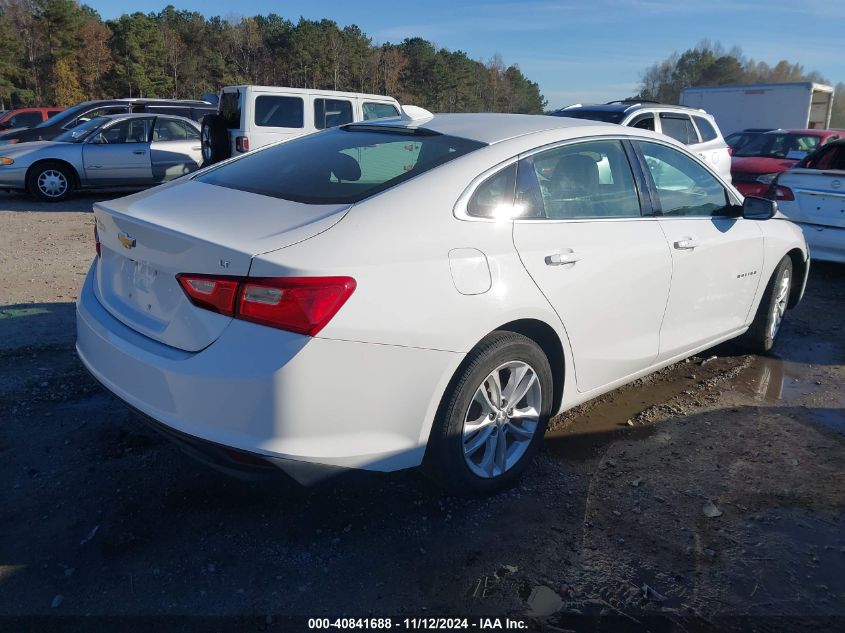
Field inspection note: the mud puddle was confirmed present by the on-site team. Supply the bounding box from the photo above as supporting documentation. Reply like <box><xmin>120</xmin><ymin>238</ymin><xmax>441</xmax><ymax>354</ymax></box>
<box><xmin>735</xmin><ymin>355</ymin><xmax>817</xmax><ymax>403</ymax></box>
<box><xmin>544</xmin><ymin>355</ymin><xmax>744</xmax><ymax>461</ymax></box>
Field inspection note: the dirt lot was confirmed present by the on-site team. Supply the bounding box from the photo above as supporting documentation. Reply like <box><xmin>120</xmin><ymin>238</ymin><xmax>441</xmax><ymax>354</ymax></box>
<box><xmin>1</xmin><ymin>191</ymin><xmax>843</xmax><ymax>630</ymax></box>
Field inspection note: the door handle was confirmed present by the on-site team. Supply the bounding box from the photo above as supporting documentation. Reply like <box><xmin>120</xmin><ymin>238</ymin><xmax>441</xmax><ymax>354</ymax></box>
<box><xmin>545</xmin><ymin>251</ymin><xmax>583</xmax><ymax>266</ymax></box>
<box><xmin>191</xmin><ymin>146</ymin><xmax>201</xmax><ymax>151</ymax></box>
<box><xmin>133</xmin><ymin>150</ymin><xmax>147</xmax><ymax>155</ymax></box>
<box><xmin>87</xmin><ymin>165</ymin><xmax>102</xmax><ymax>169</ymax></box>
<box><xmin>673</xmin><ymin>237</ymin><xmax>699</xmax><ymax>250</ymax></box>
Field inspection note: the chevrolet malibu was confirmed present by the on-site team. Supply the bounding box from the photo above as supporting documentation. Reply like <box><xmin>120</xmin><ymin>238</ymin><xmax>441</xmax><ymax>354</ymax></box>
<box><xmin>76</xmin><ymin>112</ymin><xmax>809</xmax><ymax>495</ymax></box>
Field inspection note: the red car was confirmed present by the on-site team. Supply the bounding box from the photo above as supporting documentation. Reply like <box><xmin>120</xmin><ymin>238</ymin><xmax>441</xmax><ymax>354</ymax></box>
<box><xmin>0</xmin><ymin>107</ymin><xmax>65</xmax><ymax>132</ymax></box>
<box><xmin>730</xmin><ymin>129</ymin><xmax>843</xmax><ymax>197</ymax></box>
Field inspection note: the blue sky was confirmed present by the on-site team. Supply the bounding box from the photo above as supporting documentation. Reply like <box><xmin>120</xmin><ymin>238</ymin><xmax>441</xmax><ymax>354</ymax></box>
<box><xmin>85</xmin><ymin>0</ymin><xmax>845</xmax><ymax>110</ymax></box>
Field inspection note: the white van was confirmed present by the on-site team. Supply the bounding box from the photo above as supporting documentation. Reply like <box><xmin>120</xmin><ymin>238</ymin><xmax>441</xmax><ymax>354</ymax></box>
<box><xmin>201</xmin><ymin>85</ymin><xmax>401</xmax><ymax>164</ymax></box>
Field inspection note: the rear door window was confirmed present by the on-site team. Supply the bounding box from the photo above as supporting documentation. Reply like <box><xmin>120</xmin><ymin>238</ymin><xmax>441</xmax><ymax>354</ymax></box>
<box><xmin>153</xmin><ymin>118</ymin><xmax>189</xmax><ymax>141</ymax></box>
<box><xmin>254</xmin><ymin>95</ymin><xmax>303</xmax><ymax>128</ymax></box>
<box><xmin>630</xmin><ymin>113</ymin><xmax>655</xmax><ymax>131</ymax></box>
<box><xmin>692</xmin><ymin>116</ymin><xmax>718</xmax><ymax>142</ymax></box>
<box><xmin>314</xmin><ymin>99</ymin><xmax>353</xmax><ymax>129</ymax></box>
<box><xmin>196</xmin><ymin>127</ymin><xmax>484</xmax><ymax>204</ymax></box>
<box><xmin>517</xmin><ymin>139</ymin><xmax>642</xmax><ymax>220</ymax></box>
<box><xmin>363</xmin><ymin>102</ymin><xmax>400</xmax><ymax>120</ymax></box>
<box><xmin>659</xmin><ymin>114</ymin><xmax>698</xmax><ymax>145</ymax></box>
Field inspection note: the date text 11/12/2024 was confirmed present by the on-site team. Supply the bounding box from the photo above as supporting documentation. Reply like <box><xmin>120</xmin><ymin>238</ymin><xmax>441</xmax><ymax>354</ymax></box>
<box><xmin>307</xmin><ymin>618</ymin><xmax>529</xmax><ymax>630</ymax></box>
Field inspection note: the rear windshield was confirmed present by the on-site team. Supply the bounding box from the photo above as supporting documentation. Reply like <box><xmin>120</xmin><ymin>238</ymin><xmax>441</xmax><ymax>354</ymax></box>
<box><xmin>552</xmin><ymin>109</ymin><xmax>625</xmax><ymax>124</ymax></box>
<box><xmin>195</xmin><ymin>127</ymin><xmax>485</xmax><ymax>204</ymax></box>
<box><xmin>734</xmin><ymin>133</ymin><xmax>821</xmax><ymax>158</ymax></box>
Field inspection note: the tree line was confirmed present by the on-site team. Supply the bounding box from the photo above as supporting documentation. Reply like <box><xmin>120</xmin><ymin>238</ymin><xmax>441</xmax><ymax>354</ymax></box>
<box><xmin>0</xmin><ymin>0</ymin><xmax>546</xmax><ymax>114</ymax></box>
<box><xmin>635</xmin><ymin>41</ymin><xmax>845</xmax><ymax>127</ymax></box>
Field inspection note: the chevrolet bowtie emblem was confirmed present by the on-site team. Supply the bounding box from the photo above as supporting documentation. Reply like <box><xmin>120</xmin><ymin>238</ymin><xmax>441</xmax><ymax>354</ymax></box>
<box><xmin>118</xmin><ymin>232</ymin><xmax>136</xmax><ymax>249</ymax></box>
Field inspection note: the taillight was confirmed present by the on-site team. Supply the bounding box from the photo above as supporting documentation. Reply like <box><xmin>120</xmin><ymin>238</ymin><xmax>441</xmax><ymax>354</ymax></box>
<box><xmin>94</xmin><ymin>226</ymin><xmax>101</xmax><ymax>257</ymax></box>
<box><xmin>235</xmin><ymin>136</ymin><xmax>249</xmax><ymax>152</ymax></box>
<box><xmin>176</xmin><ymin>274</ymin><xmax>240</xmax><ymax>316</ymax></box>
<box><xmin>727</xmin><ymin>147</ymin><xmax>733</xmax><ymax>156</ymax></box>
<box><xmin>772</xmin><ymin>185</ymin><xmax>794</xmax><ymax>202</ymax></box>
<box><xmin>176</xmin><ymin>275</ymin><xmax>356</xmax><ymax>336</ymax></box>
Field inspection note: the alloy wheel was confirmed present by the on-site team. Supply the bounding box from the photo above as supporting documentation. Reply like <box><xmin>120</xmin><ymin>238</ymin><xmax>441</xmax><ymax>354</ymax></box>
<box><xmin>462</xmin><ymin>360</ymin><xmax>542</xmax><ymax>478</ymax></box>
<box><xmin>769</xmin><ymin>268</ymin><xmax>791</xmax><ymax>339</ymax></box>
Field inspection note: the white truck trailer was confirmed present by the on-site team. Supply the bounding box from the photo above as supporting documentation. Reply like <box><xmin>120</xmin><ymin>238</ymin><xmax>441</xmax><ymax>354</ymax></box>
<box><xmin>680</xmin><ymin>82</ymin><xmax>834</xmax><ymax>135</ymax></box>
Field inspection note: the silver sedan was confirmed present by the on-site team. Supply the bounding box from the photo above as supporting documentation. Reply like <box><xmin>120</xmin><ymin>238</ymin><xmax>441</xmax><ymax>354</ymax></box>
<box><xmin>0</xmin><ymin>113</ymin><xmax>203</xmax><ymax>201</ymax></box>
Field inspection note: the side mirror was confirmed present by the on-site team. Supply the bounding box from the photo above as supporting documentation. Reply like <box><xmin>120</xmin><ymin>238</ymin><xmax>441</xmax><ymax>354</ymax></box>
<box><xmin>742</xmin><ymin>196</ymin><xmax>777</xmax><ymax>220</ymax></box>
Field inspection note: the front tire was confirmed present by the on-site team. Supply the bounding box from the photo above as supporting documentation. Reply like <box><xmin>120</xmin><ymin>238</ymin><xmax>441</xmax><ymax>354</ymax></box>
<box><xmin>27</xmin><ymin>161</ymin><xmax>75</xmax><ymax>202</ymax></box>
<box><xmin>738</xmin><ymin>256</ymin><xmax>793</xmax><ymax>354</ymax></box>
<box><xmin>423</xmin><ymin>331</ymin><xmax>553</xmax><ymax>496</ymax></box>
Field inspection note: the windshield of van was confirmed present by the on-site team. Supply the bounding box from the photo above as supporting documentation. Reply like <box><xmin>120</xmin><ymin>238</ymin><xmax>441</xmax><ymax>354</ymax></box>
<box><xmin>195</xmin><ymin>127</ymin><xmax>485</xmax><ymax>204</ymax></box>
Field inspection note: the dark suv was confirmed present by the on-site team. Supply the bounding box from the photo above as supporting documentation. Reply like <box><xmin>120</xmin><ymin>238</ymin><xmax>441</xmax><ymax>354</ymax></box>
<box><xmin>0</xmin><ymin>99</ymin><xmax>215</xmax><ymax>145</ymax></box>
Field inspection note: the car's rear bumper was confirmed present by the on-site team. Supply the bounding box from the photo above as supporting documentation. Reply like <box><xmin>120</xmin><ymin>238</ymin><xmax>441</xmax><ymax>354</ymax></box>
<box><xmin>797</xmin><ymin>223</ymin><xmax>845</xmax><ymax>264</ymax></box>
<box><xmin>76</xmin><ymin>262</ymin><xmax>462</xmax><ymax>475</ymax></box>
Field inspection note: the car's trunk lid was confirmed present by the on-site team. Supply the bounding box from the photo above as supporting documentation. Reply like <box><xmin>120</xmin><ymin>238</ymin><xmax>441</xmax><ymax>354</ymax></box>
<box><xmin>93</xmin><ymin>180</ymin><xmax>350</xmax><ymax>352</ymax></box>
<box><xmin>779</xmin><ymin>169</ymin><xmax>845</xmax><ymax>228</ymax></box>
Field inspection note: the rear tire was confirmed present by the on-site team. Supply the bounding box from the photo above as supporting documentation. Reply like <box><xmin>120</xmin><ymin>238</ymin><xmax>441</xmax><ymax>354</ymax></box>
<box><xmin>423</xmin><ymin>331</ymin><xmax>553</xmax><ymax>496</ymax></box>
<box><xmin>201</xmin><ymin>114</ymin><xmax>230</xmax><ymax>166</ymax></box>
<box><xmin>737</xmin><ymin>256</ymin><xmax>793</xmax><ymax>354</ymax></box>
<box><xmin>27</xmin><ymin>161</ymin><xmax>75</xmax><ymax>202</ymax></box>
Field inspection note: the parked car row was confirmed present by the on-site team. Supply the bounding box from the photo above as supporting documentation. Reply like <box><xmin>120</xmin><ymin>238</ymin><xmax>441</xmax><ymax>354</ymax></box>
<box><xmin>0</xmin><ymin>90</ymin><xmax>401</xmax><ymax>200</ymax></box>
<box><xmin>551</xmin><ymin>100</ymin><xmax>733</xmax><ymax>183</ymax></box>
<box><xmin>551</xmin><ymin>100</ymin><xmax>844</xmax><ymax>264</ymax></box>
<box><xmin>0</xmin><ymin>113</ymin><xmax>203</xmax><ymax>201</ymax></box>
<box><xmin>730</xmin><ymin>128</ymin><xmax>842</xmax><ymax>198</ymax></box>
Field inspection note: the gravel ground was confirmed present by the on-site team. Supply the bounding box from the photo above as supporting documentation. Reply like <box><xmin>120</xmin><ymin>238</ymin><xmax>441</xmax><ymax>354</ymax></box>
<box><xmin>1</xmin><ymin>191</ymin><xmax>843</xmax><ymax>631</ymax></box>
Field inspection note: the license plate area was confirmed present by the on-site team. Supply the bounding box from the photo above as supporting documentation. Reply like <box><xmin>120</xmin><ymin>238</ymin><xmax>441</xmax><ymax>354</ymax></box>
<box><xmin>132</xmin><ymin>260</ymin><xmax>158</xmax><ymax>293</ymax></box>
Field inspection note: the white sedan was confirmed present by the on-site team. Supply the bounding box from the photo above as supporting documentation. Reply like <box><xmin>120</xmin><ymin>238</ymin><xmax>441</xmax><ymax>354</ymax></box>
<box><xmin>770</xmin><ymin>139</ymin><xmax>845</xmax><ymax>263</ymax></box>
<box><xmin>76</xmin><ymin>111</ymin><xmax>808</xmax><ymax>495</ymax></box>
